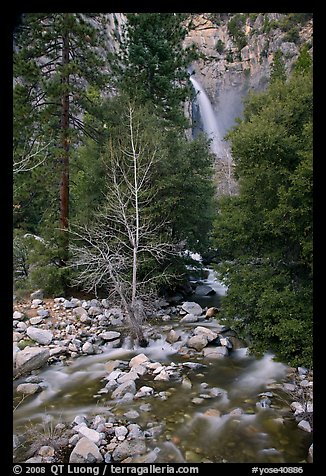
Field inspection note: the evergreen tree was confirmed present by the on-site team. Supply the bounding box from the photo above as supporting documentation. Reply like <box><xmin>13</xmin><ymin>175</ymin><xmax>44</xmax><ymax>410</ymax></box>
<box><xmin>213</xmin><ymin>68</ymin><xmax>312</xmax><ymax>367</ymax></box>
<box><xmin>270</xmin><ymin>49</ymin><xmax>286</xmax><ymax>83</ymax></box>
<box><xmin>13</xmin><ymin>13</ymin><xmax>110</xmax><ymax>262</ymax></box>
<box><xmin>117</xmin><ymin>13</ymin><xmax>197</xmax><ymax>127</ymax></box>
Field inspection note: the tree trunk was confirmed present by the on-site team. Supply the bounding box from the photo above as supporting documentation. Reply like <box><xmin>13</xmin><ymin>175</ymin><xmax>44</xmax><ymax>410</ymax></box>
<box><xmin>59</xmin><ymin>16</ymin><xmax>70</xmax><ymax>262</ymax></box>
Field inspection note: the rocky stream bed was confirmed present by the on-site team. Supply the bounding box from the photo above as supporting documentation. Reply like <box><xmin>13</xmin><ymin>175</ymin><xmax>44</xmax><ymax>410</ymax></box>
<box><xmin>13</xmin><ymin>289</ymin><xmax>313</xmax><ymax>464</ymax></box>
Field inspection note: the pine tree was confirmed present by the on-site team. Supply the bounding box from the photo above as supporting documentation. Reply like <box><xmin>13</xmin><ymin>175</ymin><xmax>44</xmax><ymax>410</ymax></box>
<box><xmin>117</xmin><ymin>13</ymin><xmax>197</xmax><ymax>127</ymax></box>
<box><xmin>13</xmin><ymin>13</ymin><xmax>110</xmax><ymax>262</ymax></box>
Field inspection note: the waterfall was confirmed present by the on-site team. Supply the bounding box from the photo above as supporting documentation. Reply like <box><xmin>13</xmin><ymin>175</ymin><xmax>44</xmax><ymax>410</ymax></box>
<box><xmin>190</xmin><ymin>75</ymin><xmax>228</xmax><ymax>159</ymax></box>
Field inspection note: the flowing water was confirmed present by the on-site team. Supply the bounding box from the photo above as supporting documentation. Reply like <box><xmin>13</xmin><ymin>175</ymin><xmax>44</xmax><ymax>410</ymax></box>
<box><xmin>190</xmin><ymin>76</ymin><xmax>229</xmax><ymax>160</ymax></box>
<box><xmin>13</xmin><ymin>270</ymin><xmax>312</xmax><ymax>463</ymax></box>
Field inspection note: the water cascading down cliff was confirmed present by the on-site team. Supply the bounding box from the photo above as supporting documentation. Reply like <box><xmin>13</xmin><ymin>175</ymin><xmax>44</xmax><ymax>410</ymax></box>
<box><xmin>189</xmin><ymin>75</ymin><xmax>229</xmax><ymax>160</ymax></box>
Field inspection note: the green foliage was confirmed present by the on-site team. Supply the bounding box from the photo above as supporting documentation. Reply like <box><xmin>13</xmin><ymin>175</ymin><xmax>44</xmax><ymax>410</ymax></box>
<box><xmin>283</xmin><ymin>27</ymin><xmax>300</xmax><ymax>44</ymax></box>
<box><xmin>13</xmin><ymin>229</ymin><xmax>70</xmax><ymax>297</ymax></box>
<box><xmin>262</xmin><ymin>17</ymin><xmax>279</xmax><ymax>34</ymax></box>
<box><xmin>279</xmin><ymin>13</ymin><xmax>312</xmax><ymax>32</ymax></box>
<box><xmin>215</xmin><ymin>39</ymin><xmax>225</xmax><ymax>54</ymax></box>
<box><xmin>117</xmin><ymin>13</ymin><xmax>198</xmax><ymax>127</ymax></box>
<box><xmin>13</xmin><ymin>13</ymin><xmax>110</xmax><ymax>257</ymax></box>
<box><xmin>228</xmin><ymin>14</ymin><xmax>247</xmax><ymax>51</ymax></box>
<box><xmin>270</xmin><ymin>50</ymin><xmax>286</xmax><ymax>83</ymax></box>
<box><xmin>226</xmin><ymin>49</ymin><xmax>234</xmax><ymax>63</ymax></box>
<box><xmin>18</xmin><ymin>339</ymin><xmax>36</xmax><ymax>350</ymax></box>
<box><xmin>294</xmin><ymin>44</ymin><xmax>313</xmax><ymax>75</ymax></box>
<box><xmin>214</xmin><ymin>70</ymin><xmax>312</xmax><ymax>367</ymax></box>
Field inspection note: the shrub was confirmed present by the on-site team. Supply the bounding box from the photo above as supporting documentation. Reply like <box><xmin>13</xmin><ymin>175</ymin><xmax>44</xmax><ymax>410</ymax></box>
<box><xmin>215</xmin><ymin>39</ymin><xmax>225</xmax><ymax>54</ymax></box>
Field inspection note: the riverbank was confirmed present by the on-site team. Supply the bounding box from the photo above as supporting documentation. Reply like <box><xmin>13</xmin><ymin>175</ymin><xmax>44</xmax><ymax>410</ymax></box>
<box><xmin>13</xmin><ymin>293</ymin><xmax>313</xmax><ymax>463</ymax></box>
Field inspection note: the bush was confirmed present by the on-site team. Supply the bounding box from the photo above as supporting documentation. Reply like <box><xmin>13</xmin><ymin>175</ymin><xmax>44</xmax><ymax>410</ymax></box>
<box><xmin>283</xmin><ymin>27</ymin><xmax>300</xmax><ymax>44</ymax></box>
<box><xmin>215</xmin><ymin>39</ymin><xmax>225</xmax><ymax>54</ymax></box>
<box><xmin>13</xmin><ymin>229</ymin><xmax>70</xmax><ymax>297</ymax></box>
<box><xmin>228</xmin><ymin>14</ymin><xmax>247</xmax><ymax>51</ymax></box>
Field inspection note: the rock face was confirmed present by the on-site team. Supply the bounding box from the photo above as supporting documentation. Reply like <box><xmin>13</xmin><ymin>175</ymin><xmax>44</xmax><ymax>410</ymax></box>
<box><xmin>69</xmin><ymin>437</ymin><xmax>103</xmax><ymax>463</ymax></box>
<box><xmin>183</xmin><ymin>13</ymin><xmax>313</xmax><ymax>196</ymax></box>
<box><xmin>15</xmin><ymin>347</ymin><xmax>50</xmax><ymax>374</ymax></box>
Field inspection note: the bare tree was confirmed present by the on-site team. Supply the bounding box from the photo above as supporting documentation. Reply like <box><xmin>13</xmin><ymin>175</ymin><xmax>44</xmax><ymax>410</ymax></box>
<box><xmin>69</xmin><ymin>104</ymin><xmax>175</xmax><ymax>346</ymax></box>
<box><xmin>13</xmin><ymin>137</ymin><xmax>53</xmax><ymax>174</ymax></box>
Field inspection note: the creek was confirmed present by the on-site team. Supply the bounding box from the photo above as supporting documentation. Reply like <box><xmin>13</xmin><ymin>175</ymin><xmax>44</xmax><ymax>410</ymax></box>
<box><xmin>13</xmin><ymin>269</ymin><xmax>312</xmax><ymax>463</ymax></box>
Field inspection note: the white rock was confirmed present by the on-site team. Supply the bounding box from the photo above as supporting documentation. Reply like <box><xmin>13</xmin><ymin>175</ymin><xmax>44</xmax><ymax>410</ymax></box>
<box><xmin>154</xmin><ymin>369</ymin><xmax>170</xmax><ymax>381</ymax></box>
<box><xmin>13</xmin><ymin>311</ymin><xmax>24</xmax><ymax>320</ymax></box>
<box><xmin>17</xmin><ymin>322</ymin><xmax>27</xmax><ymax>330</ymax></box>
<box><xmin>99</xmin><ymin>331</ymin><xmax>121</xmax><ymax>341</ymax></box>
<box><xmin>193</xmin><ymin>326</ymin><xmax>218</xmax><ymax>342</ymax></box>
<box><xmin>30</xmin><ymin>317</ymin><xmax>43</xmax><ymax>325</ymax></box>
<box><xmin>15</xmin><ymin>347</ymin><xmax>50</xmax><ymax>373</ymax></box>
<box><xmin>180</xmin><ymin>314</ymin><xmax>198</xmax><ymax>323</ymax></box>
<box><xmin>134</xmin><ymin>386</ymin><xmax>154</xmax><ymax>398</ymax></box>
<box><xmin>115</xmin><ymin>426</ymin><xmax>128</xmax><ymax>441</ymax></box>
<box><xmin>203</xmin><ymin>347</ymin><xmax>229</xmax><ymax>358</ymax></box>
<box><xmin>69</xmin><ymin>437</ymin><xmax>103</xmax><ymax>463</ymax></box>
<box><xmin>30</xmin><ymin>290</ymin><xmax>44</xmax><ymax>300</ymax></box>
<box><xmin>16</xmin><ymin>383</ymin><xmax>42</xmax><ymax>395</ymax></box>
<box><xmin>77</xmin><ymin>426</ymin><xmax>101</xmax><ymax>444</ymax></box>
<box><xmin>82</xmin><ymin>342</ymin><xmax>94</xmax><ymax>354</ymax></box>
<box><xmin>298</xmin><ymin>420</ymin><xmax>312</xmax><ymax>432</ymax></box>
<box><xmin>27</xmin><ymin>327</ymin><xmax>53</xmax><ymax>345</ymax></box>
<box><xmin>187</xmin><ymin>335</ymin><xmax>209</xmax><ymax>351</ymax></box>
<box><xmin>129</xmin><ymin>353</ymin><xmax>149</xmax><ymax>368</ymax></box>
<box><xmin>32</xmin><ymin>299</ymin><xmax>43</xmax><ymax>306</ymax></box>
<box><xmin>181</xmin><ymin>301</ymin><xmax>203</xmax><ymax>316</ymax></box>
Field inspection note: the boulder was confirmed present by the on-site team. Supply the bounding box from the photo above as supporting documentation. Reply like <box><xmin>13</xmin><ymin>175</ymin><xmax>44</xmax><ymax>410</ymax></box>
<box><xmin>297</xmin><ymin>420</ymin><xmax>312</xmax><ymax>432</ymax></box>
<box><xmin>15</xmin><ymin>347</ymin><xmax>50</xmax><ymax>374</ymax></box>
<box><xmin>17</xmin><ymin>322</ymin><xmax>27</xmax><ymax>331</ymax></box>
<box><xmin>181</xmin><ymin>302</ymin><xmax>203</xmax><ymax>316</ymax></box>
<box><xmin>219</xmin><ymin>336</ymin><xmax>233</xmax><ymax>349</ymax></box>
<box><xmin>166</xmin><ymin>329</ymin><xmax>181</xmax><ymax>344</ymax></box>
<box><xmin>82</xmin><ymin>342</ymin><xmax>94</xmax><ymax>354</ymax></box>
<box><xmin>203</xmin><ymin>347</ymin><xmax>229</xmax><ymax>358</ymax></box>
<box><xmin>193</xmin><ymin>326</ymin><xmax>218</xmax><ymax>342</ymax></box>
<box><xmin>111</xmin><ymin>380</ymin><xmax>137</xmax><ymax>399</ymax></box>
<box><xmin>16</xmin><ymin>383</ymin><xmax>42</xmax><ymax>395</ymax></box>
<box><xmin>88</xmin><ymin>306</ymin><xmax>102</xmax><ymax>316</ymax></box>
<box><xmin>112</xmin><ymin>439</ymin><xmax>147</xmax><ymax>462</ymax></box>
<box><xmin>69</xmin><ymin>437</ymin><xmax>103</xmax><ymax>463</ymax></box>
<box><xmin>206</xmin><ymin>307</ymin><xmax>219</xmax><ymax>318</ymax></box>
<box><xmin>77</xmin><ymin>426</ymin><xmax>101</xmax><ymax>444</ymax></box>
<box><xmin>129</xmin><ymin>353</ymin><xmax>149</xmax><ymax>368</ymax></box>
<box><xmin>154</xmin><ymin>369</ymin><xmax>170</xmax><ymax>381</ymax></box>
<box><xmin>195</xmin><ymin>285</ymin><xmax>216</xmax><ymax>296</ymax></box>
<box><xmin>73</xmin><ymin>307</ymin><xmax>88</xmax><ymax>319</ymax></box>
<box><xmin>134</xmin><ymin>386</ymin><xmax>154</xmax><ymax>398</ymax></box>
<box><xmin>37</xmin><ymin>310</ymin><xmax>49</xmax><ymax>318</ymax></box>
<box><xmin>13</xmin><ymin>311</ymin><xmax>24</xmax><ymax>320</ymax></box>
<box><xmin>29</xmin><ymin>317</ymin><xmax>43</xmax><ymax>325</ymax></box>
<box><xmin>30</xmin><ymin>290</ymin><xmax>44</xmax><ymax>300</ymax></box>
<box><xmin>99</xmin><ymin>331</ymin><xmax>121</xmax><ymax>341</ymax></box>
<box><xmin>187</xmin><ymin>335</ymin><xmax>209</xmax><ymax>351</ymax></box>
<box><xmin>32</xmin><ymin>299</ymin><xmax>43</xmax><ymax>306</ymax></box>
<box><xmin>180</xmin><ymin>314</ymin><xmax>199</xmax><ymax>323</ymax></box>
<box><xmin>115</xmin><ymin>426</ymin><xmax>128</xmax><ymax>441</ymax></box>
<box><xmin>26</xmin><ymin>327</ymin><xmax>53</xmax><ymax>345</ymax></box>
